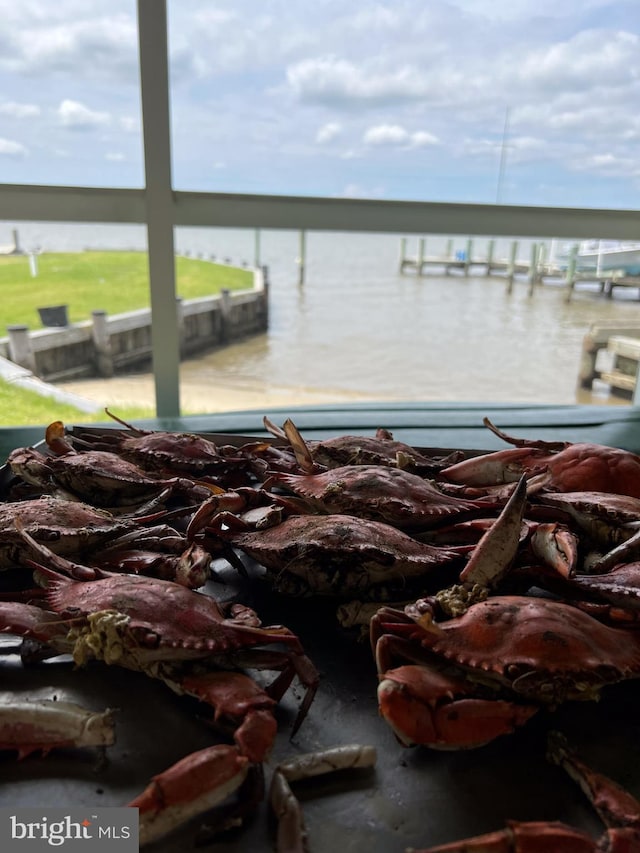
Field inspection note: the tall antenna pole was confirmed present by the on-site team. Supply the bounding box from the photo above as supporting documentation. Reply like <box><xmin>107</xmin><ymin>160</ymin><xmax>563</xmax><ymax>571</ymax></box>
<box><xmin>496</xmin><ymin>106</ymin><xmax>510</xmax><ymax>204</ymax></box>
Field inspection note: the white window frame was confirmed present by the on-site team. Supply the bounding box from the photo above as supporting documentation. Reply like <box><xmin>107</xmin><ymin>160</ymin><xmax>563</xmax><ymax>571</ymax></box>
<box><xmin>0</xmin><ymin>0</ymin><xmax>638</xmax><ymax>417</ymax></box>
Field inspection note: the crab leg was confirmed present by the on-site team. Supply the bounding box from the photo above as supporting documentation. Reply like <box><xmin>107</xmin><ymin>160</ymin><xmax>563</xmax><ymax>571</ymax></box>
<box><xmin>128</xmin><ymin>743</ymin><xmax>249</xmax><ymax>847</ymax></box>
<box><xmin>269</xmin><ymin>745</ymin><xmax>377</xmax><ymax>853</ymax></box>
<box><xmin>546</xmin><ymin>731</ymin><xmax>640</xmax><ymax>831</ymax></box>
<box><xmin>0</xmin><ymin>699</ymin><xmax>115</xmax><ymax>758</ymax></box>
<box><xmin>162</xmin><ymin>670</ymin><xmax>278</xmax><ymax>764</ymax></box>
<box><xmin>406</xmin><ymin>820</ymin><xmax>598</xmax><ymax>852</ymax></box>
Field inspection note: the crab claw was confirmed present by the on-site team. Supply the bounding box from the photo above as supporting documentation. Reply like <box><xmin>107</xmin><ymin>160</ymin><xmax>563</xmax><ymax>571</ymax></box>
<box><xmin>128</xmin><ymin>743</ymin><xmax>249</xmax><ymax>847</ymax></box>
<box><xmin>0</xmin><ymin>699</ymin><xmax>115</xmax><ymax>758</ymax></box>
<box><xmin>377</xmin><ymin>664</ymin><xmax>538</xmax><ymax>749</ymax></box>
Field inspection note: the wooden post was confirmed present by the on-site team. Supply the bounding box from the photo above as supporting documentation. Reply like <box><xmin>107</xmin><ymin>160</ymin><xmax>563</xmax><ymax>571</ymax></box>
<box><xmin>176</xmin><ymin>296</ymin><xmax>186</xmax><ymax>357</ymax></box>
<box><xmin>7</xmin><ymin>325</ymin><xmax>36</xmax><ymax>374</ymax></box>
<box><xmin>537</xmin><ymin>242</ymin><xmax>547</xmax><ymax>280</ymax></box>
<box><xmin>297</xmin><ymin>230</ymin><xmax>306</xmax><ymax>285</ymax></box>
<box><xmin>417</xmin><ymin>238</ymin><xmax>425</xmax><ymax>275</ymax></box>
<box><xmin>399</xmin><ymin>237</ymin><xmax>407</xmax><ymax>273</ymax></box>
<box><xmin>506</xmin><ymin>241</ymin><xmax>518</xmax><ymax>294</ymax></box>
<box><xmin>91</xmin><ymin>310</ymin><xmax>114</xmax><ymax>377</ymax></box>
<box><xmin>219</xmin><ymin>288</ymin><xmax>232</xmax><ymax>342</ymax></box>
<box><xmin>254</xmin><ymin>229</ymin><xmax>261</xmax><ymax>267</ymax></box>
<box><xmin>464</xmin><ymin>238</ymin><xmax>473</xmax><ymax>276</ymax></box>
<box><xmin>527</xmin><ymin>243</ymin><xmax>538</xmax><ymax>296</ymax></box>
<box><xmin>564</xmin><ymin>247</ymin><xmax>578</xmax><ymax>303</ymax></box>
<box><xmin>445</xmin><ymin>239</ymin><xmax>453</xmax><ymax>259</ymax></box>
<box><xmin>485</xmin><ymin>239</ymin><xmax>495</xmax><ymax>276</ymax></box>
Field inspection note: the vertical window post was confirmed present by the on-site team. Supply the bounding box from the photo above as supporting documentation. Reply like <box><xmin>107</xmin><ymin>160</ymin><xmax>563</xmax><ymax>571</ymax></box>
<box><xmin>137</xmin><ymin>0</ymin><xmax>180</xmax><ymax>418</ymax></box>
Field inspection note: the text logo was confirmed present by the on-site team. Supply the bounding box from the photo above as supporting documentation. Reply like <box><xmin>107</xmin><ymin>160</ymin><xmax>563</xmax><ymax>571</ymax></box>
<box><xmin>1</xmin><ymin>808</ymin><xmax>138</xmax><ymax>851</ymax></box>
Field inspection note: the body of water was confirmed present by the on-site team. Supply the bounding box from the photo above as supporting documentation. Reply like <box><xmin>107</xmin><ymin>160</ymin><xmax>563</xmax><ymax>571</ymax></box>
<box><xmin>6</xmin><ymin>222</ymin><xmax>640</xmax><ymax>407</ymax></box>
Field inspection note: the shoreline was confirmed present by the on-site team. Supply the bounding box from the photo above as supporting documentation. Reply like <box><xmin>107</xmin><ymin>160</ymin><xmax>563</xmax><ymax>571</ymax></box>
<box><xmin>57</xmin><ymin>373</ymin><xmax>385</xmax><ymax>415</ymax></box>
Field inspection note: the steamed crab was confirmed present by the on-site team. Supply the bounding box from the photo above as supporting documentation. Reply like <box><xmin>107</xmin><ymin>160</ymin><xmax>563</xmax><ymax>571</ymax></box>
<box><xmin>264</xmin><ymin>416</ymin><xmax>463</xmax><ymax>475</ymax></box>
<box><xmin>371</xmin><ymin>595</ymin><xmax>640</xmax><ymax>750</ymax></box>
<box><xmin>0</xmin><ymin>560</ymin><xmax>319</xmax><ymax>764</ymax></box>
<box><xmin>7</xmin><ymin>420</ymin><xmax>210</xmax><ymax>511</ymax></box>
<box><xmin>67</xmin><ymin>411</ymin><xmax>255</xmax><ymax>488</ymax></box>
<box><xmin>192</xmin><ymin>510</ymin><xmax>469</xmax><ymax>599</ymax></box>
<box><xmin>439</xmin><ymin>418</ymin><xmax>640</xmax><ymax>498</ymax></box>
<box><xmin>267</xmin><ymin>464</ymin><xmax>501</xmax><ymax>532</ymax></box>
<box><xmin>0</xmin><ymin>551</ymin><xmax>319</xmax><ymax>845</ymax></box>
<box><xmin>0</xmin><ymin>496</ymin><xmax>211</xmax><ymax>587</ymax></box>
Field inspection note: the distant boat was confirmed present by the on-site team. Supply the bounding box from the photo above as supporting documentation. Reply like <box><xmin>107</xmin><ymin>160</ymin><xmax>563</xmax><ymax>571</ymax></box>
<box><xmin>556</xmin><ymin>240</ymin><xmax>640</xmax><ymax>276</ymax></box>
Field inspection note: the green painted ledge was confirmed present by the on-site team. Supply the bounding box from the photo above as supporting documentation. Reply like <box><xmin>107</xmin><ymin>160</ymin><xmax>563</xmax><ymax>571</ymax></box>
<box><xmin>2</xmin><ymin>402</ymin><xmax>640</xmax><ymax>464</ymax></box>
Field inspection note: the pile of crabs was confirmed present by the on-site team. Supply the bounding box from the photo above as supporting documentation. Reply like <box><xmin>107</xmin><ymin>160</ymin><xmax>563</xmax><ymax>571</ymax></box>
<box><xmin>2</xmin><ymin>411</ymin><xmax>640</xmax><ymax>851</ymax></box>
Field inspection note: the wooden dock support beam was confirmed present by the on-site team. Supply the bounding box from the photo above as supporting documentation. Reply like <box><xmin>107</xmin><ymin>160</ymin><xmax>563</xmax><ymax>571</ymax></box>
<box><xmin>464</xmin><ymin>239</ymin><xmax>473</xmax><ymax>276</ymax></box>
<box><xmin>297</xmin><ymin>229</ymin><xmax>306</xmax><ymax>285</ymax></box>
<box><xmin>506</xmin><ymin>241</ymin><xmax>518</xmax><ymax>294</ymax></box>
<box><xmin>527</xmin><ymin>243</ymin><xmax>538</xmax><ymax>296</ymax></box>
<box><xmin>564</xmin><ymin>248</ymin><xmax>578</xmax><ymax>302</ymax></box>
<box><xmin>485</xmin><ymin>239</ymin><xmax>495</xmax><ymax>276</ymax></box>
<box><xmin>254</xmin><ymin>229</ymin><xmax>261</xmax><ymax>267</ymax></box>
<box><xmin>417</xmin><ymin>238</ymin><xmax>426</xmax><ymax>275</ymax></box>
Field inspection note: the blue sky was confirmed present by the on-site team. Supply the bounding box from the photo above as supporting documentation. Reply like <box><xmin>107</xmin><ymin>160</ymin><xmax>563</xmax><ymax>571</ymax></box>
<box><xmin>0</xmin><ymin>0</ymin><xmax>638</xmax><ymax>209</ymax></box>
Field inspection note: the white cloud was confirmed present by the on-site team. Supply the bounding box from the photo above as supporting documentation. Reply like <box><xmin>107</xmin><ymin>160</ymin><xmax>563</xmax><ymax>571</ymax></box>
<box><xmin>105</xmin><ymin>151</ymin><xmax>124</xmax><ymax>161</ymax></box>
<box><xmin>2</xmin><ymin>12</ymin><xmax>138</xmax><ymax>82</ymax></box>
<box><xmin>0</xmin><ymin>137</ymin><xmax>28</xmax><ymax>157</ymax></box>
<box><xmin>363</xmin><ymin>124</ymin><xmax>438</xmax><ymax>148</ymax></box>
<box><xmin>0</xmin><ymin>100</ymin><xmax>40</xmax><ymax>118</ymax></box>
<box><xmin>57</xmin><ymin>99</ymin><xmax>110</xmax><ymax>130</ymax></box>
<box><xmin>408</xmin><ymin>130</ymin><xmax>438</xmax><ymax>147</ymax></box>
<box><xmin>316</xmin><ymin>122</ymin><xmax>341</xmax><ymax>144</ymax></box>
<box><xmin>287</xmin><ymin>56</ymin><xmax>433</xmax><ymax>107</ymax></box>
<box><xmin>364</xmin><ymin>124</ymin><xmax>410</xmax><ymax>145</ymax></box>
<box><xmin>516</xmin><ymin>29</ymin><xmax>639</xmax><ymax>92</ymax></box>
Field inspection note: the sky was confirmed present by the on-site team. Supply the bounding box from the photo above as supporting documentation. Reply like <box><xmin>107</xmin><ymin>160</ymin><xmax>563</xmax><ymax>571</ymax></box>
<box><xmin>0</xmin><ymin>0</ymin><xmax>638</xmax><ymax>209</ymax></box>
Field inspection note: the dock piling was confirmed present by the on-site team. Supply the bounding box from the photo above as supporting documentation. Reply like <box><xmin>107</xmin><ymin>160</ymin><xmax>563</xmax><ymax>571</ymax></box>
<box><xmin>485</xmin><ymin>239</ymin><xmax>495</xmax><ymax>276</ymax></box>
<box><xmin>506</xmin><ymin>241</ymin><xmax>518</xmax><ymax>294</ymax></box>
<box><xmin>464</xmin><ymin>239</ymin><xmax>473</xmax><ymax>276</ymax></box>
<box><xmin>297</xmin><ymin>230</ymin><xmax>306</xmax><ymax>285</ymax></box>
<box><xmin>527</xmin><ymin>243</ymin><xmax>538</xmax><ymax>296</ymax></box>
<box><xmin>417</xmin><ymin>238</ymin><xmax>425</xmax><ymax>275</ymax></box>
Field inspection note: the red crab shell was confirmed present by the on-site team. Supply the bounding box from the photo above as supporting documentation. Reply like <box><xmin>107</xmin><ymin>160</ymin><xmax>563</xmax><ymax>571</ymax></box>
<box><xmin>0</xmin><ymin>496</ymin><xmax>137</xmax><ymax>568</ymax></box>
<box><xmin>42</xmin><ymin>570</ymin><xmax>304</xmax><ymax>664</ymax></box>
<box><xmin>270</xmin><ymin>465</ymin><xmax>498</xmax><ymax>531</ymax></box>
<box><xmin>441</xmin><ymin>442</ymin><xmax>640</xmax><ymax>499</ymax></box>
<box><xmin>225</xmin><ymin>514</ymin><xmax>467</xmax><ymax>597</ymax></box>
<box><xmin>380</xmin><ymin>596</ymin><xmax>640</xmax><ymax>704</ymax></box>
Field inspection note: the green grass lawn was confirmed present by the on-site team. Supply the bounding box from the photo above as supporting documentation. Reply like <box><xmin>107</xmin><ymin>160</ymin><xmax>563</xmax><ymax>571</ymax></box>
<box><xmin>0</xmin><ymin>378</ymin><xmax>154</xmax><ymax>426</ymax></box>
<box><xmin>0</xmin><ymin>250</ymin><xmax>254</xmax><ymax>426</ymax></box>
<box><xmin>0</xmin><ymin>251</ymin><xmax>253</xmax><ymax>328</ymax></box>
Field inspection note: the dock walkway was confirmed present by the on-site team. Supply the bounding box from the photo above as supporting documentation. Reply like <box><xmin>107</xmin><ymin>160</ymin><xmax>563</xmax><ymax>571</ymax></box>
<box><xmin>398</xmin><ymin>236</ymin><xmax>640</xmax><ymax>302</ymax></box>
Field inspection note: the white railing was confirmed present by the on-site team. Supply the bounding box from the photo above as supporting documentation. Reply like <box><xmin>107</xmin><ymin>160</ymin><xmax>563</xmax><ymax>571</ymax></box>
<box><xmin>0</xmin><ymin>0</ymin><xmax>639</xmax><ymax>417</ymax></box>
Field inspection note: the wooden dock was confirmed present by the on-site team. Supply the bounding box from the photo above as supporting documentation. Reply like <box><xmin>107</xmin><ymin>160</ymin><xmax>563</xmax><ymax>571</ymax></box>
<box><xmin>398</xmin><ymin>237</ymin><xmax>640</xmax><ymax>301</ymax></box>
<box><xmin>578</xmin><ymin>320</ymin><xmax>640</xmax><ymax>400</ymax></box>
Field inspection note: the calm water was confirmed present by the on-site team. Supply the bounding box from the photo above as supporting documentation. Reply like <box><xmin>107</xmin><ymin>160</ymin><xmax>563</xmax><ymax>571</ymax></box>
<box><xmin>6</xmin><ymin>222</ymin><xmax>640</xmax><ymax>406</ymax></box>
